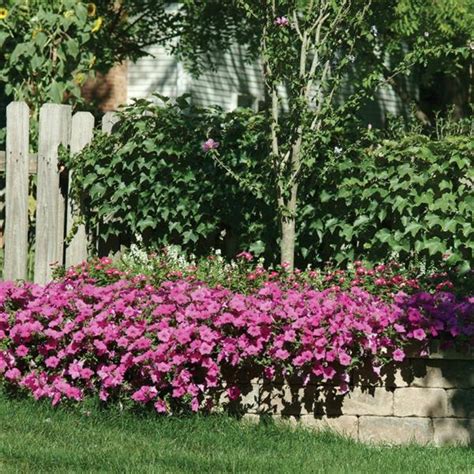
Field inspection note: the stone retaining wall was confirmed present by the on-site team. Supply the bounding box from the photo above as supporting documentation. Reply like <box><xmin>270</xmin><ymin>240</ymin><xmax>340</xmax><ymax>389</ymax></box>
<box><xmin>231</xmin><ymin>351</ymin><xmax>474</xmax><ymax>446</ymax></box>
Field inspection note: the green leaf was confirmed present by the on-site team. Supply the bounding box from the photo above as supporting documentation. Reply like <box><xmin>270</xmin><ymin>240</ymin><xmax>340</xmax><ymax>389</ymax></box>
<box><xmin>249</xmin><ymin>240</ymin><xmax>265</xmax><ymax>256</ymax></box>
<box><xmin>137</xmin><ymin>218</ymin><xmax>157</xmax><ymax>232</ymax></box>
<box><xmin>353</xmin><ymin>215</ymin><xmax>370</xmax><ymax>228</ymax></box>
<box><xmin>65</xmin><ymin>39</ymin><xmax>79</xmax><ymax>58</ymax></box>
<box><xmin>422</xmin><ymin>238</ymin><xmax>446</xmax><ymax>256</ymax></box>
<box><xmin>48</xmin><ymin>81</ymin><xmax>64</xmax><ymax>103</ymax></box>
<box><xmin>405</xmin><ymin>222</ymin><xmax>423</xmax><ymax>237</ymax></box>
<box><xmin>0</xmin><ymin>32</ymin><xmax>9</xmax><ymax>47</ymax></box>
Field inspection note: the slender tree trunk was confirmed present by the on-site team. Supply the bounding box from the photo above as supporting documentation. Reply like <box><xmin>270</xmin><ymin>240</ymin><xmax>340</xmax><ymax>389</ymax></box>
<box><xmin>280</xmin><ymin>183</ymin><xmax>298</xmax><ymax>269</ymax></box>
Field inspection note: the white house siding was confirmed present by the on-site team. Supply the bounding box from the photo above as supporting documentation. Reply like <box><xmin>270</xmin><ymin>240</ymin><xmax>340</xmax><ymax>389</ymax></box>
<box><xmin>127</xmin><ymin>43</ymin><xmax>267</xmax><ymax>111</ymax></box>
<box><xmin>127</xmin><ymin>44</ymin><xmax>180</xmax><ymax>102</ymax></box>
<box><xmin>127</xmin><ymin>43</ymin><xmax>413</xmax><ymax>126</ymax></box>
<box><xmin>189</xmin><ymin>44</ymin><xmax>265</xmax><ymax>111</ymax></box>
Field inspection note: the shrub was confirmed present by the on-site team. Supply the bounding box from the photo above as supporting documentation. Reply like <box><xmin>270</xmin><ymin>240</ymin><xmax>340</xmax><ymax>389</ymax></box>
<box><xmin>0</xmin><ymin>268</ymin><xmax>472</xmax><ymax>412</ymax></box>
<box><xmin>68</xmin><ymin>99</ymin><xmax>473</xmax><ymax>270</ymax></box>
<box><xmin>66</xmin><ymin>98</ymin><xmax>275</xmax><ymax>258</ymax></box>
<box><xmin>300</xmin><ymin>131</ymin><xmax>474</xmax><ymax>269</ymax></box>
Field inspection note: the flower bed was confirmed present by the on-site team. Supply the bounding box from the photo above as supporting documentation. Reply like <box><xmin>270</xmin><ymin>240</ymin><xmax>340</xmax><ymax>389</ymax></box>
<box><xmin>0</xmin><ymin>262</ymin><xmax>472</xmax><ymax>413</ymax></box>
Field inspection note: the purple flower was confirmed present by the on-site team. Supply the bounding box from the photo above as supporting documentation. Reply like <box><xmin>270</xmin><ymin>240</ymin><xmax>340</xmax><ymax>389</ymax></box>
<box><xmin>227</xmin><ymin>386</ymin><xmax>241</xmax><ymax>401</ymax></box>
<box><xmin>393</xmin><ymin>348</ymin><xmax>405</xmax><ymax>362</ymax></box>
<box><xmin>202</xmin><ymin>138</ymin><xmax>219</xmax><ymax>153</ymax></box>
<box><xmin>339</xmin><ymin>352</ymin><xmax>352</xmax><ymax>366</ymax></box>
<box><xmin>0</xmin><ymin>266</ymin><xmax>471</xmax><ymax>413</ymax></box>
<box><xmin>412</xmin><ymin>328</ymin><xmax>426</xmax><ymax>341</ymax></box>
<box><xmin>274</xmin><ymin>16</ymin><xmax>289</xmax><ymax>27</ymax></box>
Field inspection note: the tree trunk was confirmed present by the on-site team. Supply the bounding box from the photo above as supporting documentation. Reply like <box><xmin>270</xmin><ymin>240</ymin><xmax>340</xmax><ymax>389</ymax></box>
<box><xmin>279</xmin><ymin>184</ymin><xmax>298</xmax><ymax>270</ymax></box>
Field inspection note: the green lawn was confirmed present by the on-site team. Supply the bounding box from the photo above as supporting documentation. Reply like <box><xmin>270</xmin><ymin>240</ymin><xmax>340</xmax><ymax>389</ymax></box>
<box><xmin>0</xmin><ymin>395</ymin><xmax>472</xmax><ymax>473</ymax></box>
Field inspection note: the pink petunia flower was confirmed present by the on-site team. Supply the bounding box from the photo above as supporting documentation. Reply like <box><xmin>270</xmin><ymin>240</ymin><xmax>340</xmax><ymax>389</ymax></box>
<box><xmin>339</xmin><ymin>352</ymin><xmax>352</xmax><ymax>366</ymax></box>
<box><xmin>5</xmin><ymin>368</ymin><xmax>21</xmax><ymax>380</ymax></box>
<box><xmin>227</xmin><ymin>386</ymin><xmax>241</xmax><ymax>401</ymax></box>
<box><xmin>393</xmin><ymin>348</ymin><xmax>405</xmax><ymax>362</ymax></box>
<box><xmin>154</xmin><ymin>399</ymin><xmax>168</xmax><ymax>413</ymax></box>
<box><xmin>236</xmin><ymin>251</ymin><xmax>253</xmax><ymax>262</ymax></box>
<box><xmin>45</xmin><ymin>356</ymin><xmax>60</xmax><ymax>368</ymax></box>
<box><xmin>412</xmin><ymin>328</ymin><xmax>426</xmax><ymax>341</ymax></box>
<box><xmin>15</xmin><ymin>345</ymin><xmax>29</xmax><ymax>357</ymax></box>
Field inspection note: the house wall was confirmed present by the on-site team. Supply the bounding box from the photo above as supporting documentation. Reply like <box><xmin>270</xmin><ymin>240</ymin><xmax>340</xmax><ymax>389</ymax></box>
<box><xmin>127</xmin><ymin>43</ymin><xmax>415</xmax><ymax>127</ymax></box>
<box><xmin>127</xmin><ymin>44</ymin><xmax>181</xmax><ymax>102</ymax></box>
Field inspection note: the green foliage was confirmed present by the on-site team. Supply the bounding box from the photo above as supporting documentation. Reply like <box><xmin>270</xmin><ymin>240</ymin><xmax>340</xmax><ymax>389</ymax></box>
<box><xmin>69</xmin><ymin>98</ymin><xmax>473</xmax><ymax>270</ymax></box>
<box><xmin>173</xmin><ymin>1</ymin><xmax>470</xmax><ymax>267</ymax></box>
<box><xmin>0</xmin><ymin>0</ymin><xmax>178</xmax><ymax>113</ymax></box>
<box><xmin>67</xmin><ymin>97</ymin><xmax>277</xmax><ymax>258</ymax></box>
<box><xmin>300</xmin><ymin>129</ymin><xmax>474</xmax><ymax>270</ymax></box>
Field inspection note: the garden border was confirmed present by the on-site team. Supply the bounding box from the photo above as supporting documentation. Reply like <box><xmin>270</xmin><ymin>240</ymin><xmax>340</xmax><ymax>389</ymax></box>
<box><xmin>233</xmin><ymin>350</ymin><xmax>474</xmax><ymax>446</ymax></box>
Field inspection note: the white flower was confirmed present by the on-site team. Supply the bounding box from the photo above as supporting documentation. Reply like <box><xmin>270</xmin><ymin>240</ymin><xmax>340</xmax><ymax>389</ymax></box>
<box><xmin>370</xmin><ymin>25</ymin><xmax>378</xmax><ymax>37</ymax></box>
<box><xmin>347</xmin><ymin>54</ymin><xmax>356</xmax><ymax>63</ymax></box>
<box><xmin>424</xmin><ymin>31</ymin><xmax>429</xmax><ymax>38</ymax></box>
<box><xmin>334</xmin><ymin>146</ymin><xmax>343</xmax><ymax>155</ymax></box>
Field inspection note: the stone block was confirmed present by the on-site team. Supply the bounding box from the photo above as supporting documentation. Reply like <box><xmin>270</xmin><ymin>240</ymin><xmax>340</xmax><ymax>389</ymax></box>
<box><xmin>340</xmin><ymin>387</ymin><xmax>393</xmax><ymax>416</ymax></box>
<box><xmin>395</xmin><ymin>359</ymin><xmax>474</xmax><ymax>389</ymax></box>
<box><xmin>359</xmin><ymin>416</ymin><xmax>433</xmax><ymax>445</ymax></box>
<box><xmin>241</xmin><ymin>413</ymin><xmax>260</xmax><ymax>425</ymax></box>
<box><xmin>351</xmin><ymin>362</ymin><xmax>398</xmax><ymax>388</ymax></box>
<box><xmin>270</xmin><ymin>414</ymin><xmax>301</xmax><ymax>430</ymax></box>
<box><xmin>433</xmin><ymin>418</ymin><xmax>474</xmax><ymax>446</ymax></box>
<box><xmin>257</xmin><ymin>383</ymin><xmax>324</xmax><ymax>416</ymax></box>
<box><xmin>213</xmin><ymin>384</ymin><xmax>260</xmax><ymax>414</ymax></box>
<box><xmin>394</xmin><ymin>388</ymin><xmax>448</xmax><ymax>417</ymax></box>
<box><xmin>240</xmin><ymin>384</ymin><xmax>261</xmax><ymax>412</ymax></box>
<box><xmin>301</xmin><ymin>415</ymin><xmax>359</xmax><ymax>439</ymax></box>
<box><xmin>446</xmin><ymin>389</ymin><xmax>474</xmax><ymax>418</ymax></box>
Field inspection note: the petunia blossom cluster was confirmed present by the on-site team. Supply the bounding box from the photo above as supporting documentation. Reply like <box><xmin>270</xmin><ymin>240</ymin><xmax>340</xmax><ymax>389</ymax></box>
<box><xmin>0</xmin><ymin>274</ymin><xmax>472</xmax><ymax>412</ymax></box>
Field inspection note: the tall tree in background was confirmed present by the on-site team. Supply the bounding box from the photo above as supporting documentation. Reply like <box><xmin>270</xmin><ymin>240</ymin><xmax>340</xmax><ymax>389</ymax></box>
<box><xmin>169</xmin><ymin>0</ymin><xmax>472</xmax><ymax>268</ymax></box>
<box><xmin>1</xmin><ymin>0</ymin><xmax>471</xmax><ymax>267</ymax></box>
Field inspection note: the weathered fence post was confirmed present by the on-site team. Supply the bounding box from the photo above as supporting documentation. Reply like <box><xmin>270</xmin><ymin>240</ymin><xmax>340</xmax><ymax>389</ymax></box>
<box><xmin>34</xmin><ymin>104</ymin><xmax>72</xmax><ymax>284</ymax></box>
<box><xmin>98</xmin><ymin>111</ymin><xmax>121</xmax><ymax>257</ymax></box>
<box><xmin>4</xmin><ymin>102</ymin><xmax>30</xmax><ymax>281</ymax></box>
<box><xmin>65</xmin><ymin>112</ymin><xmax>95</xmax><ymax>268</ymax></box>
<box><xmin>102</xmin><ymin>111</ymin><xmax>119</xmax><ymax>134</ymax></box>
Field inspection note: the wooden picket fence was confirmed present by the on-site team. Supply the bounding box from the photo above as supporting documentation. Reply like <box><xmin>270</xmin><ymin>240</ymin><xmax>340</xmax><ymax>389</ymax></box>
<box><xmin>0</xmin><ymin>101</ymin><xmax>118</xmax><ymax>284</ymax></box>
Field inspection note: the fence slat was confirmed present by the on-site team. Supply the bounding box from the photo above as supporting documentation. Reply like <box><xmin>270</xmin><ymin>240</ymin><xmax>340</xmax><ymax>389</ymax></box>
<box><xmin>102</xmin><ymin>111</ymin><xmax>118</xmax><ymax>134</ymax></box>
<box><xmin>98</xmin><ymin>111</ymin><xmax>120</xmax><ymax>257</ymax></box>
<box><xmin>4</xmin><ymin>102</ymin><xmax>30</xmax><ymax>281</ymax></box>
<box><xmin>34</xmin><ymin>104</ymin><xmax>72</xmax><ymax>284</ymax></box>
<box><xmin>65</xmin><ymin>112</ymin><xmax>95</xmax><ymax>268</ymax></box>
<box><xmin>0</xmin><ymin>151</ymin><xmax>37</xmax><ymax>174</ymax></box>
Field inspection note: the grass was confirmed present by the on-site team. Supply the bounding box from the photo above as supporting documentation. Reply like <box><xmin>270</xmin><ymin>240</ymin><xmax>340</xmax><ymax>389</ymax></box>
<box><xmin>0</xmin><ymin>395</ymin><xmax>473</xmax><ymax>473</ymax></box>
